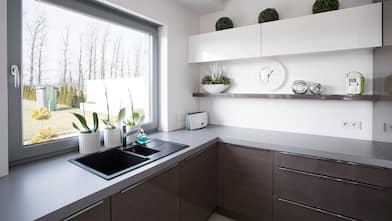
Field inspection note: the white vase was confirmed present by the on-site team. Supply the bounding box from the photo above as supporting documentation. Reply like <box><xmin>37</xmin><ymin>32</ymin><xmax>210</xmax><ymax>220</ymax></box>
<box><xmin>78</xmin><ymin>131</ymin><xmax>100</xmax><ymax>154</ymax></box>
<box><xmin>103</xmin><ymin>128</ymin><xmax>122</xmax><ymax>148</ymax></box>
<box><xmin>201</xmin><ymin>84</ymin><xmax>230</xmax><ymax>94</ymax></box>
<box><xmin>126</xmin><ymin>125</ymin><xmax>140</xmax><ymax>145</ymax></box>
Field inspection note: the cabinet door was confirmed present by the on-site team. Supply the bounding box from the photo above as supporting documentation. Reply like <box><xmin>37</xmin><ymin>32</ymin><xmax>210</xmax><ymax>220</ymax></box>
<box><xmin>180</xmin><ymin>145</ymin><xmax>218</xmax><ymax>221</ymax></box>
<box><xmin>64</xmin><ymin>198</ymin><xmax>110</xmax><ymax>221</ymax></box>
<box><xmin>188</xmin><ymin>24</ymin><xmax>261</xmax><ymax>63</ymax></box>
<box><xmin>111</xmin><ymin>165</ymin><xmax>180</xmax><ymax>221</ymax></box>
<box><xmin>219</xmin><ymin>144</ymin><xmax>273</xmax><ymax>221</ymax></box>
<box><xmin>261</xmin><ymin>3</ymin><xmax>382</xmax><ymax>56</ymax></box>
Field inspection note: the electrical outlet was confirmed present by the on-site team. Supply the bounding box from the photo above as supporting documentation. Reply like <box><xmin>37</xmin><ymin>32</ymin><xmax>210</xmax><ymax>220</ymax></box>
<box><xmin>342</xmin><ymin>121</ymin><xmax>362</xmax><ymax>130</ymax></box>
<box><xmin>384</xmin><ymin>123</ymin><xmax>392</xmax><ymax>133</ymax></box>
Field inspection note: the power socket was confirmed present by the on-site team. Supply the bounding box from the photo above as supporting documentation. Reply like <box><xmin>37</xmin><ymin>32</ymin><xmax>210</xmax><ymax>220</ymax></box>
<box><xmin>342</xmin><ymin>121</ymin><xmax>362</xmax><ymax>130</ymax></box>
<box><xmin>384</xmin><ymin>123</ymin><xmax>392</xmax><ymax>133</ymax></box>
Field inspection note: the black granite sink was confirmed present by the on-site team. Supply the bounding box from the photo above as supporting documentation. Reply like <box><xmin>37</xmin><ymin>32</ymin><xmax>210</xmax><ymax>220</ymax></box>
<box><xmin>70</xmin><ymin>139</ymin><xmax>188</xmax><ymax>180</ymax></box>
<box><xmin>123</xmin><ymin>145</ymin><xmax>159</xmax><ymax>156</ymax></box>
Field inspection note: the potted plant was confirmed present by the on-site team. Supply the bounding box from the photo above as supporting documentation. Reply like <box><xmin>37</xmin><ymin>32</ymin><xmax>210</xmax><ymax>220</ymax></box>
<box><xmin>312</xmin><ymin>0</ymin><xmax>339</xmax><ymax>14</ymax></box>
<box><xmin>72</xmin><ymin>112</ymin><xmax>100</xmax><ymax>154</ymax></box>
<box><xmin>102</xmin><ymin>108</ymin><xmax>125</xmax><ymax>148</ymax></box>
<box><xmin>215</xmin><ymin>17</ymin><xmax>234</xmax><ymax>31</ymax></box>
<box><xmin>124</xmin><ymin>90</ymin><xmax>144</xmax><ymax>145</ymax></box>
<box><xmin>201</xmin><ymin>63</ymin><xmax>232</xmax><ymax>94</ymax></box>
<box><xmin>258</xmin><ymin>8</ymin><xmax>279</xmax><ymax>23</ymax></box>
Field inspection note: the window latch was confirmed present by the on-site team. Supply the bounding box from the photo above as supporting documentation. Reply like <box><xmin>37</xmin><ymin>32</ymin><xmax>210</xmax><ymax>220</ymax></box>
<box><xmin>10</xmin><ymin>65</ymin><xmax>20</xmax><ymax>88</ymax></box>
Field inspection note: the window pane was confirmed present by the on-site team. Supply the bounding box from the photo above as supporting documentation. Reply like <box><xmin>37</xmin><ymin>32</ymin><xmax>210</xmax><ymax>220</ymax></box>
<box><xmin>22</xmin><ymin>0</ymin><xmax>153</xmax><ymax>146</ymax></box>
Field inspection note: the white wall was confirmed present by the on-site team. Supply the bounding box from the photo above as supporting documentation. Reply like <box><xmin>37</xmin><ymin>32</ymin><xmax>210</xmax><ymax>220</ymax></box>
<box><xmin>200</xmin><ymin>0</ymin><xmax>372</xmax><ymax>33</ymax></box>
<box><xmin>199</xmin><ymin>0</ymin><xmax>375</xmax><ymax>140</ymax></box>
<box><xmin>108</xmin><ymin>0</ymin><xmax>201</xmax><ymax>131</ymax></box>
<box><xmin>0</xmin><ymin>0</ymin><xmax>8</xmax><ymax>177</ymax></box>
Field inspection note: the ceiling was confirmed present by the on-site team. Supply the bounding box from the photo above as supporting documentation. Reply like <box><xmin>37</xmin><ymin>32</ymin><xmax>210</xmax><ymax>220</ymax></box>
<box><xmin>173</xmin><ymin>0</ymin><xmax>227</xmax><ymax>14</ymax></box>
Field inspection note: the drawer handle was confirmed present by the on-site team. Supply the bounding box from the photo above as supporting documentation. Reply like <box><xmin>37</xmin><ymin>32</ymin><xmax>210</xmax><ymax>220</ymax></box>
<box><xmin>278</xmin><ymin>167</ymin><xmax>384</xmax><ymax>190</ymax></box>
<box><xmin>278</xmin><ymin>152</ymin><xmax>387</xmax><ymax>170</ymax></box>
<box><xmin>121</xmin><ymin>164</ymin><xmax>178</xmax><ymax>194</ymax></box>
<box><xmin>62</xmin><ymin>200</ymin><xmax>104</xmax><ymax>221</ymax></box>
<box><xmin>277</xmin><ymin>198</ymin><xmax>359</xmax><ymax>221</ymax></box>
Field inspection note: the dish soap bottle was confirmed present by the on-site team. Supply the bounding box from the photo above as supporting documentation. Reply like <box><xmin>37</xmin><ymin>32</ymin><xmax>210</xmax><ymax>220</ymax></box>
<box><xmin>136</xmin><ymin>128</ymin><xmax>148</xmax><ymax>144</ymax></box>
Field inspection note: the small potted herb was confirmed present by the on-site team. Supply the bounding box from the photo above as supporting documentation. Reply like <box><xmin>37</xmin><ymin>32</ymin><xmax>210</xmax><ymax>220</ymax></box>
<box><xmin>258</xmin><ymin>8</ymin><xmax>279</xmax><ymax>23</ymax></box>
<box><xmin>102</xmin><ymin>108</ymin><xmax>125</xmax><ymax>148</ymax></box>
<box><xmin>201</xmin><ymin>63</ymin><xmax>232</xmax><ymax>94</ymax></box>
<box><xmin>312</xmin><ymin>0</ymin><xmax>339</xmax><ymax>14</ymax></box>
<box><xmin>72</xmin><ymin>112</ymin><xmax>100</xmax><ymax>154</ymax></box>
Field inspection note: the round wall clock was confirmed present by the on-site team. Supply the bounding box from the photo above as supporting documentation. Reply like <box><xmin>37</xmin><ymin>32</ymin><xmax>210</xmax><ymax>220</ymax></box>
<box><xmin>258</xmin><ymin>60</ymin><xmax>286</xmax><ymax>91</ymax></box>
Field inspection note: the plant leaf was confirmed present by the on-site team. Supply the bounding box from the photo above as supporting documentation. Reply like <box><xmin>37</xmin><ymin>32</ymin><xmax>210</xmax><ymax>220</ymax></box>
<box><xmin>72</xmin><ymin>113</ymin><xmax>90</xmax><ymax>131</ymax></box>
<box><xmin>72</xmin><ymin>122</ymin><xmax>80</xmax><ymax>132</ymax></box>
<box><xmin>102</xmin><ymin>119</ymin><xmax>115</xmax><ymax>129</ymax></box>
<box><xmin>117</xmin><ymin>108</ymin><xmax>126</xmax><ymax>126</ymax></box>
<box><xmin>92</xmin><ymin>112</ymin><xmax>99</xmax><ymax>132</ymax></box>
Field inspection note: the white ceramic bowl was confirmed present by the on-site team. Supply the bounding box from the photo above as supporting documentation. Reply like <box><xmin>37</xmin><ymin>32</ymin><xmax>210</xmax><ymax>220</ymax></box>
<box><xmin>201</xmin><ymin>84</ymin><xmax>229</xmax><ymax>94</ymax></box>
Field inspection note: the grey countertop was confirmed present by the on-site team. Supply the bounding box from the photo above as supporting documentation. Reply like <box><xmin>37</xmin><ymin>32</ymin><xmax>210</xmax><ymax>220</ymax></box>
<box><xmin>1</xmin><ymin>125</ymin><xmax>392</xmax><ymax>221</ymax></box>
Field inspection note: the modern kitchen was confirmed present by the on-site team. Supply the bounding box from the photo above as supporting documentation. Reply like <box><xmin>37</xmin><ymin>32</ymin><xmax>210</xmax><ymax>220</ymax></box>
<box><xmin>0</xmin><ymin>0</ymin><xmax>392</xmax><ymax>220</ymax></box>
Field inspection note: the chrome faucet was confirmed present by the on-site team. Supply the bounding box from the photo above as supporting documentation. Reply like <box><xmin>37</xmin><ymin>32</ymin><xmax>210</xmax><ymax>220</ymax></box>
<box><xmin>122</xmin><ymin>125</ymin><xmax>139</xmax><ymax>148</ymax></box>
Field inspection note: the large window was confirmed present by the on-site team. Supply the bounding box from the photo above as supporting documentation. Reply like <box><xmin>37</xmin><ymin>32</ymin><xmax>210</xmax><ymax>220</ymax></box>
<box><xmin>8</xmin><ymin>0</ymin><xmax>158</xmax><ymax>162</ymax></box>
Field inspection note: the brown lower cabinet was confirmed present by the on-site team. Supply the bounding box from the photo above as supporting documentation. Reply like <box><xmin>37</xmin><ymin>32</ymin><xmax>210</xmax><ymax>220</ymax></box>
<box><xmin>180</xmin><ymin>145</ymin><xmax>218</xmax><ymax>221</ymax></box>
<box><xmin>274</xmin><ymin>152</ymin><xmax>392</xmax><ymax>221</ymax></box>
<box><xmin>218</xmin><ymin>144</ymin><xmax>273</xmax><ymax>221</ymax></box>
<box><xmin>62</xmin><ymin>144</ymin><xmax>392</xmax><ymax>221</ymax></box>
<box><xmin>111</xmin><ymin>165</ymin><xmax>180</xmax><ymax>221</ymax></box>
<box><xmin>63</xmin><ymin>198</ymin><xmax>110</xmax><ymax>221</ymax></box>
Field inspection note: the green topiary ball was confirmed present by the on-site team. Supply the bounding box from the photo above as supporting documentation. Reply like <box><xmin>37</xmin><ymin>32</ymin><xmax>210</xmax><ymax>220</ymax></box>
<box><xmin>312</xmin><ymin>0</ymin><xmax>339</xmax><ymax>14</ymax></box>
<box><xmin>215</xmin><ymin>17</ymin><xmax>234</xmax><ymax>31</ymax></box>
<box><xmin>258</xmin><ymin>8</ymin><xmax>279</xmax><ymax>23</ymax></box>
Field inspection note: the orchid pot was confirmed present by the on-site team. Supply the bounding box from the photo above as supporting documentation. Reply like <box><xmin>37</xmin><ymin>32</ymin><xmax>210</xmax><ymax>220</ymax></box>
<box><xmin>103</xmin><ymin>128</ymin><xmax>122</xmax><ymax>148</ymax></box>
<box><xmin>78</xmin><ymin>131</ymin><xmax>100</xmax><ymax>154</ymax></box>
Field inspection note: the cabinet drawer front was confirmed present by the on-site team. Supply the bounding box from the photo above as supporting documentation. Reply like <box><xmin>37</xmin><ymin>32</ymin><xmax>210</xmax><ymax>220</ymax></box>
<box><xmin>275</xmin><ymin>152</ymin><xmax>392</xmax><ymax>187</ymax></box>
<box><xmin>274</xmin><ymin>198</ymin><xmax>352</xmax><ymax>221</ymax></box>
<box><xmin>274</xmin><ymin>166</ymin><xmax>392</xmax><ymax>221</ymax></box>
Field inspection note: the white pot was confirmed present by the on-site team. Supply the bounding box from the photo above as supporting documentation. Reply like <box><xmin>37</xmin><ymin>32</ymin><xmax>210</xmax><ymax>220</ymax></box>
<box><xmin>78</xmin><ymin>131</ymin><xmax>100</xmax><ymax>154</ymax></box>
<box><xmin>103</xmin><ymin>128</ymin><xmax>122</xmax><ymax>148</ymax></box>
<box><xmin>126</xmin><ymin>125</ymin><xmax>140</xmax><ymax>145</ymax></box>
<box><xmin>201</xmin><ymin>84</ymin><xmax>229</xmax><ymax>94</ymax></box>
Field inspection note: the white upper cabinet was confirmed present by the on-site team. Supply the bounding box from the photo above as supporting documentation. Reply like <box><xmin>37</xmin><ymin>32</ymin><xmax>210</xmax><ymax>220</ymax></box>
<box><xmin>187</xmin><ymin>3</ymin><xmax>382</xmax><ymax>63</ymax></box>
<box><xmin>261</xmin><ymin>3</ymin><xmax>382</xmax><ymax>57</ymax></box>
<box><xmin>188</xmin><ymin>24</ymin><xmax>262</xmax><ymax>63</ymax></box>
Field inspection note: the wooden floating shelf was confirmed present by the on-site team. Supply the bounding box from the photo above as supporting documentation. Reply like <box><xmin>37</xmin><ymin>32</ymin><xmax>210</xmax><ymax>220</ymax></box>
<box><xmin>192</xmin><ymin>93</ymin><xmax>389</xmax><ymax>101</ymax></box>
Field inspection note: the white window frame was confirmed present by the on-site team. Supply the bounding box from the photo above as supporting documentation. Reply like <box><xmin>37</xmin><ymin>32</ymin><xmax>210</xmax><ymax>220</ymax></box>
<box><xmin>7</xmin><ymin>0</ymin><xmax>159</xmax><ymax>164</ymax></box>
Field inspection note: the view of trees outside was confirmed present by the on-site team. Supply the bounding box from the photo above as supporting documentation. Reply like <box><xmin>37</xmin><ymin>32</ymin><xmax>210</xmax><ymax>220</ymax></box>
<box><xmin>22</xmin><ymin>0</ymin><xmax>152</xmax><ymax>145</ymax></box>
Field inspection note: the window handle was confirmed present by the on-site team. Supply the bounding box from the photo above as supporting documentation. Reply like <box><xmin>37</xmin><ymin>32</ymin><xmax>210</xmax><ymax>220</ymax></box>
<box><xmin>10</xmin><ymin>65</ymin><xmax>20</xmax><ymax>88</ymax></box>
